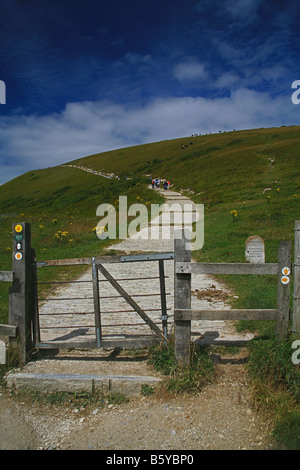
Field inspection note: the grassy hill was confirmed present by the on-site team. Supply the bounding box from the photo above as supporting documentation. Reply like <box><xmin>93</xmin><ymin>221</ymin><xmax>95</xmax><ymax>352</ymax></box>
<box><xmin>0</xmin><ymin>124</ymin><xmax>299</xmax><ymax>448</ymax></box>
<box><xmin>1</xmin><ymin>124</ymin><xmax>299</xmax><ymax>318</ymax></box>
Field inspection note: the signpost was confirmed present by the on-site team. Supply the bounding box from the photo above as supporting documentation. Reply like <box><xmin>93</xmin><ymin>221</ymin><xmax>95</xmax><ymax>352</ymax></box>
<box><xmin>9</xmin><ymin>222</ymin><xmax>33</xmax><ymax>364</ymax></box>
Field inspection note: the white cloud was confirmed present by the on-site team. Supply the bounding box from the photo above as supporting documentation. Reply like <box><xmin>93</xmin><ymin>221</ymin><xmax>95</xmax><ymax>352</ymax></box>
<box><xmin>173</xmin><ymin>60</ymin><xmax>208</xmax><ymax>82</ymax></box>
<box><xmin>214</xmin><ymin>72</ymin><xmax>241</xmax><ymax>89</ymax></box>
<box><xmin>0</xmin><ymin>88</ymin><xmax>298</xmax><ymax>184</ymax></box>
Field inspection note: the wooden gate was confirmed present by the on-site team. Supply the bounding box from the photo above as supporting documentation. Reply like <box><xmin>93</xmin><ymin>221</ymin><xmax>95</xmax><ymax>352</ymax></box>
<box><xmin>33</xmin><ymin>251</ymin><xmax>173</xmax><ymax>350</ymax></box>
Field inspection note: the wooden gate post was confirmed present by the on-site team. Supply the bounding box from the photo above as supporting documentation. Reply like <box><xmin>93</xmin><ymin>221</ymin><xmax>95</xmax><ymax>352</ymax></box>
<box><xmin>9</xmin><ymin>222</ymin><xmax>33</xmax><ymax>364</ymax></box>
<box><xmin>92</xmin><ymin>257</ymin><xmax>102</xmax><ymax>347</ymax></box>
<box><xmin>174</xmin><ymin>229</ymin><xmax>191</xmax><ymax>367</ymax></box>
<box><xmin>159</xmin><ymin>259</ymin><xmax>168</xmax><ymax>340</ymax></box>
<box><xmin>275</xmin><ymin>240</ymin><xmax>292</xmax><ymax>340</ymax></box>
<box><xmin>31</xmin><ymin>248</ymin><xmax>40</xmax><ymax>346</ymax></box>
<box><xmin>292</xmin><ymin>221</ymin><xmax>300</xmax><ymax>337</ymax></box>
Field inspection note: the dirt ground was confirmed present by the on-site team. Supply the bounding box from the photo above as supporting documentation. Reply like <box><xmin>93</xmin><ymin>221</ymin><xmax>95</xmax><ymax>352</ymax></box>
<box><xmin>0</xmin><ymin>348</ymin><xmax>279</xmax><ymax>451</ymax></box>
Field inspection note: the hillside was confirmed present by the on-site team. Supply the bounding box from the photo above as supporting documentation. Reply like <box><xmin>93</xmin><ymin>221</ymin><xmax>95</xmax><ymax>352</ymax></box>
<box><xmin>0</xmin><ymin>124</ymin><xmax>299</xmax><ymax>285</ymax></box>
<box><xmin>69</xmin><ymin>125</ymin><xmax>300</xmax><ymax>209</ymax></box>
<box><xmin>1</xmin><ymin>125</ymin><xmax>299</xmax><ymax>257</ymax></box>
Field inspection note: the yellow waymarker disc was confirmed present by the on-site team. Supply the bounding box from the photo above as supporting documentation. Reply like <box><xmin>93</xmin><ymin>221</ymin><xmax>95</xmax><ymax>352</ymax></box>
<box><xmin>15</xmin><ymin>224</ymin><xmax>23</xmax><ymax>233</ymax></box>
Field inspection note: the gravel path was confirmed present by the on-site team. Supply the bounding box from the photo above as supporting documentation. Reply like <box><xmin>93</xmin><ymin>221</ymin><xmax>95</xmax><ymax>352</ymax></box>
<box><xmin>37</xmin><ymin>187</ymin><xmax>253</xmax><ymax>346</ymax></box>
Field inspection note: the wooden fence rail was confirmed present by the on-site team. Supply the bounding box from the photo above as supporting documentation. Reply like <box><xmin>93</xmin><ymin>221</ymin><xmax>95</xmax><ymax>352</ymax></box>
<box><xmin>175</xmin><ymin>262</ymin><xmax>278</xmax><ymax>275</ymax></box>
<box><xmin>0</xmin><ymin>271</ymin><xmax>14</xmax><ymax>282</ymax></box>
<box><xmin>174</xmin><ymin>229</ymin><xmax>292</xmax><ymax>367</ymax></box>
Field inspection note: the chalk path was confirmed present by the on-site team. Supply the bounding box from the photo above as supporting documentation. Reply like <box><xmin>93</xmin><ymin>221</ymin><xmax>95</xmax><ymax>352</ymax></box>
<box><xmin>39</xmin><ymin>186</ymin><xmax>253</xmax><ymax>346</ymax></box>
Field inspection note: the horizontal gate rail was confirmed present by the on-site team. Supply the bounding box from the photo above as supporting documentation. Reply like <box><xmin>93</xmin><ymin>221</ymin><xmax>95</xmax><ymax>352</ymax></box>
<box><xmin>40</xmin><ymin>320</ymin><xmax>169</xmax><ymax>329</ymax></box>
<box><xmin>38</xmin><ymin>292</ymin><xmax>171</xmax><ymax>301</ymax></box>
<box><xmin>35</xmin><ymin>251</ymin><xmax>174</xmax><ymax>267</ymax></box>
<box><xmin>37</xmin><ymin>275</ymin><xmax>167</xmax><ymax>285</ymax></box>
<box><xmin>39</xmin><ymin>307</ymin><xmax>171</xmax><ymax>316</ymax></box>
<box><xmin>37</xmin><ymin>335</ymin><xmax>159</xmax><ymax>350</ymax></box>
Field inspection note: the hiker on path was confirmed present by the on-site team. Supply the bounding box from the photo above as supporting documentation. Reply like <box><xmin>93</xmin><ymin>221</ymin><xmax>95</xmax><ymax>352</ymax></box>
<box><xmin>163</xmin><ymin>181</ymin><xmax>168</xmax><ymax>190</ymax></box>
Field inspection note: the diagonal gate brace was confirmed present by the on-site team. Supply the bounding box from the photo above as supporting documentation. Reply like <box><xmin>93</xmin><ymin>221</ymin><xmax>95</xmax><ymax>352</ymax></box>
<box><xmin>97</xmin><ymin>263</ymin><xmax>167</xmax><ymax>342</ymax></box>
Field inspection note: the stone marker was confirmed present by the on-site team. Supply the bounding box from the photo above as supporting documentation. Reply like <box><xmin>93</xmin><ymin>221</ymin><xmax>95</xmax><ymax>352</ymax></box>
<box><xmin>245</xmin><ymin>235</ymin><xmax>265</xmax><ymax>264</ymax></box>
<box><xmin>0</xmin><ymin>340</ymin><xmax>6</xmax><ymax>364</ymax></box>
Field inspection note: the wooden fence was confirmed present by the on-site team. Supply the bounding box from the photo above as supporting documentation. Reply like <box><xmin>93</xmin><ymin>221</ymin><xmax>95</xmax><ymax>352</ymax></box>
<box><xmin>174</xmin><ymin>229</ymin><xmax>292</xmax><ymax>367</ymax></box>
<box><xmin>1</xmin><ymin>221</ymin><xmax>300</xmax><ymax>366</ymax></box>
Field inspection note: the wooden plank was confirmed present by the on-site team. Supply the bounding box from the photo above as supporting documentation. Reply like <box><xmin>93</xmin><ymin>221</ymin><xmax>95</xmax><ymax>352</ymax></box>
<box><xmin>35</xmin><ymin>340</ymin><xmax>97</xmax><ymax>350</ymax></box>
<box><xmin>36</xmin><ymin>257</ymin><xmax>94</xmax><ymax>267</ymax></box>
<box><xmin>31</xmin><ymin>249</ymin><xmax>40</xmax><ymax>346</ymax></box>
<box><xmin>120</xmin><ymin>252</ymin><xmax>174</xmax><ymax>262</ymax></box>
<box><xmin>0</xmin><ymin>324</ymin><xmax>18</xmax><ymax>337</ymax></box>
<box><xmin>159</xmin><ymin>259</ymin><xmax>168</xmax><ymax>339</ymax></box>
<box><xmin>35</xmin><ymin>252</ymin><xmax>174</xmax><ymax>267</ymax></box>
<box><xmin>92</xmin><ymin>257</ymin><xmax>101</xmax><ymax>347</ymax></box>
<box><xmin>97</xmin><ymin>263</ymin><xmax>167</xmax><ymax>342</ymax></box>
<box><xmin>174</xmin><ymin>308</ymin><xmax>278</xmax><ymax>321</ymax></box>
<box><xmin>175</xmin><ymin>262</ymin><xmax>278</xmax><ymax>275</ymax></box>
<box><xmin>292</xmin><ymin>221</ymin><xmax>300</xmax><ymax>335</ymax></box>
<box><xmin>0</xmin><ymin>271</ymin><xmax>14</xmax><ymax>282</ymax></box>
<box><xmin>174</xmin><ymin>229</ymin><xmax>191</xmax><ymax>367</ymax></box>
<box><xmin>35</xmin><ymin>336</ymin><xmax>158</xmax><ymax>350</ymax></box>
<box><xmin>275</xmin><ymin>241</ymin><xmax>291</xmax><ymax>340</ymax></box>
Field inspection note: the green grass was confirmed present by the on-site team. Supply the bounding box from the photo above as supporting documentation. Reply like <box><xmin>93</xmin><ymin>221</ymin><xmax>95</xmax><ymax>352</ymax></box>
<box><xmin>148</xmin><ymin>341</ymin><xmax>216</xmax><ymax>394</ymax></box>
<box><xmin>247</xmin><ymin>336</ymin><xmax>300</xmax><ymax>449</ymax></box>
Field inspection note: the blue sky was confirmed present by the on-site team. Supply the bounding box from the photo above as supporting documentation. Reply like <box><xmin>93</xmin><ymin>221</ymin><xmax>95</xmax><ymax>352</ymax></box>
<box><xmin>0</xmin><ymin>0</ymin><xmax>300</xmax><ymax>184</ymax></box>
